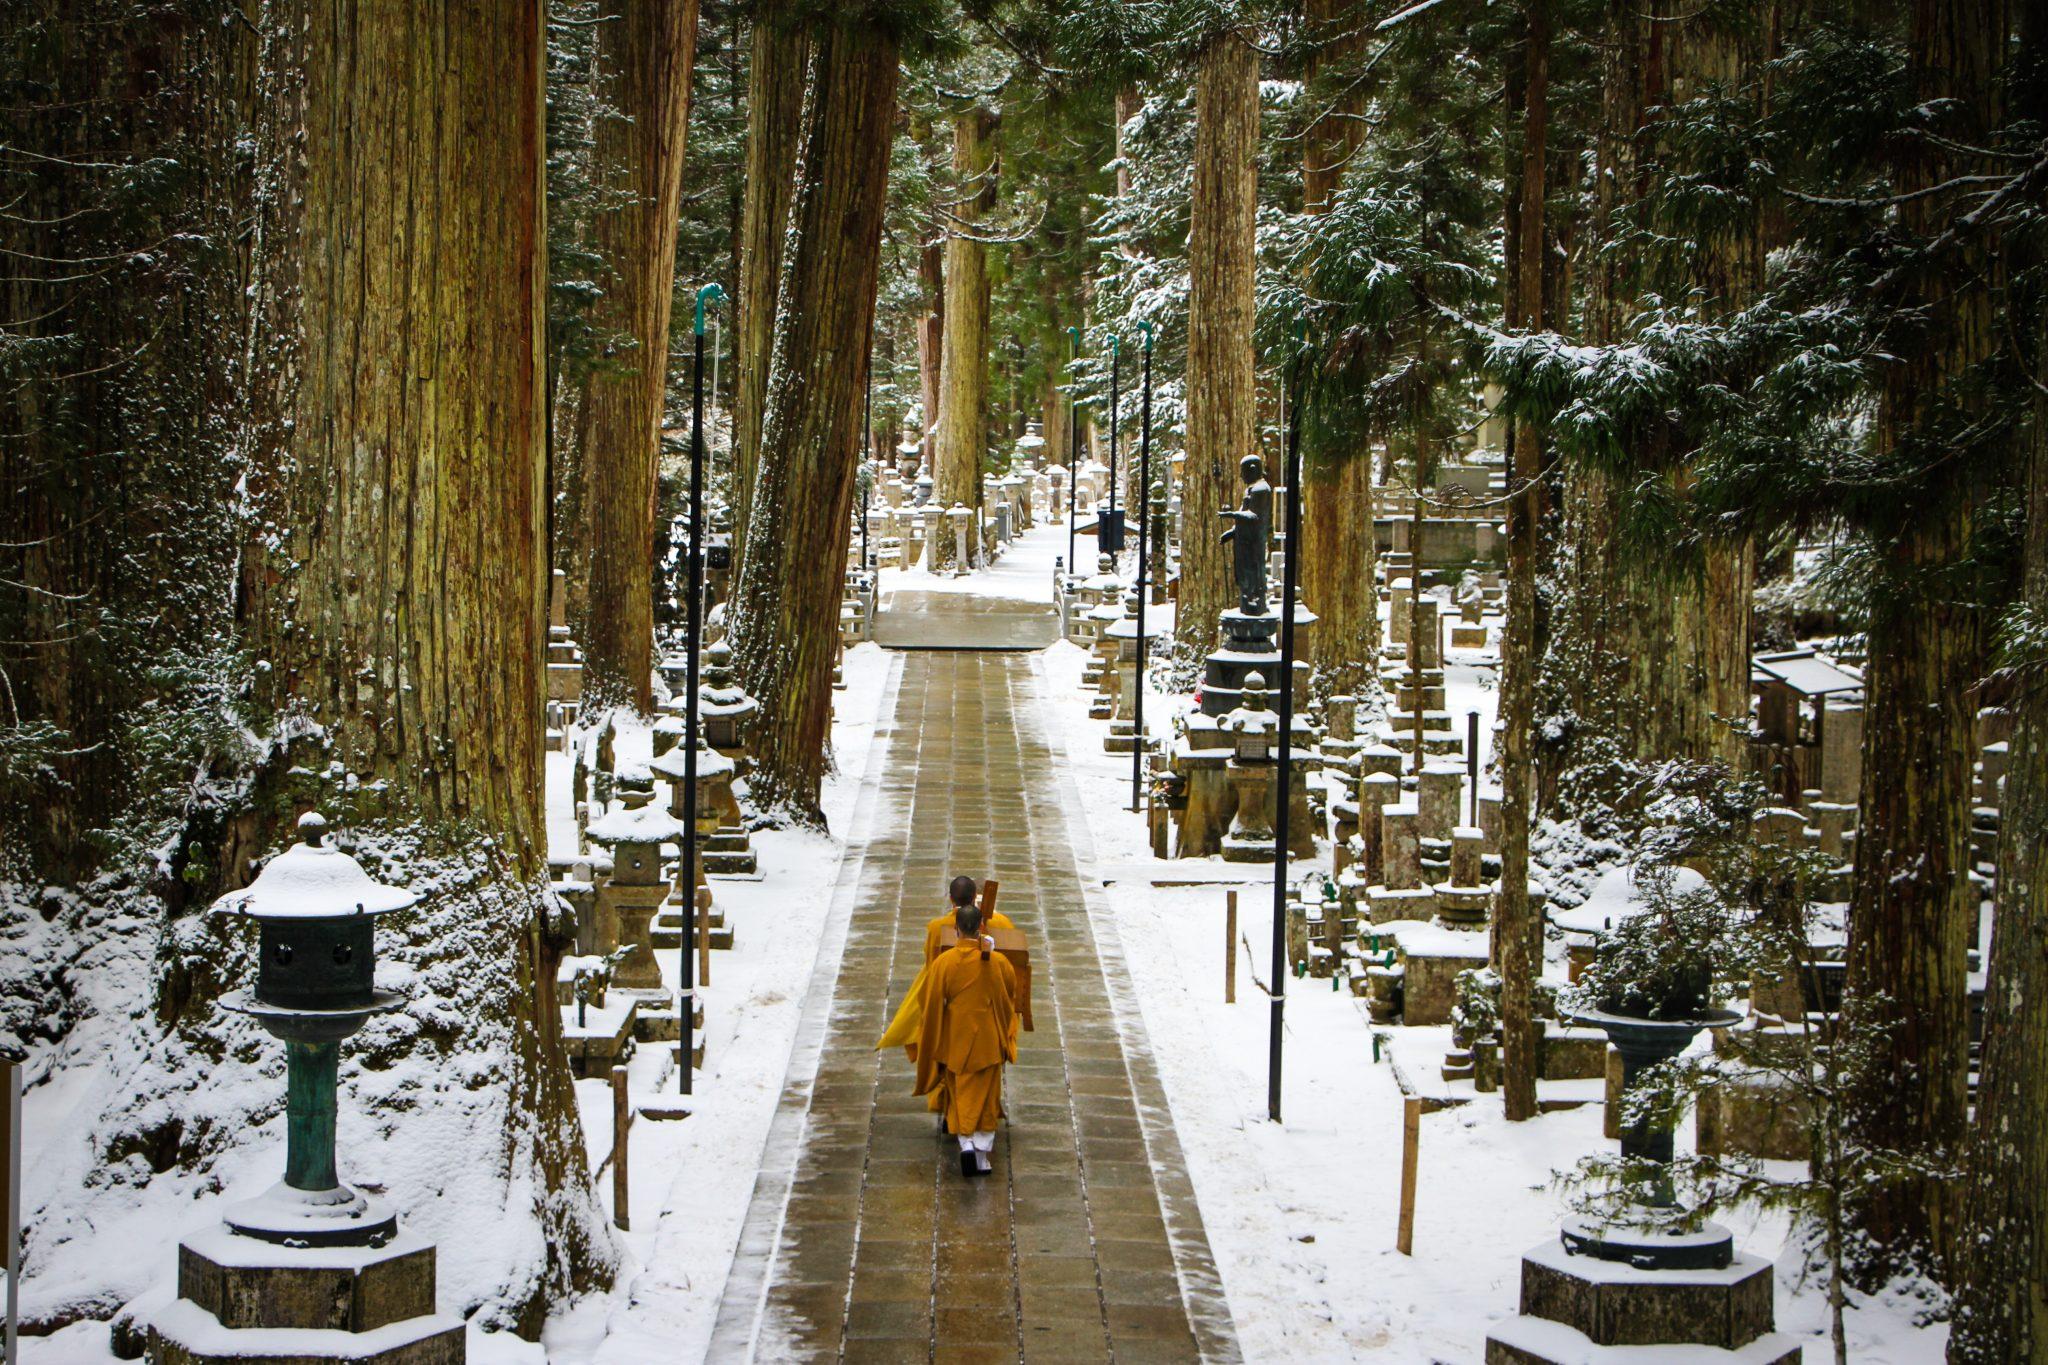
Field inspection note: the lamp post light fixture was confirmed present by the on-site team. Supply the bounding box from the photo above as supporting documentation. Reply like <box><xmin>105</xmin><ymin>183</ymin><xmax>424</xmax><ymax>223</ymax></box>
<box><xmin>211</xmin><ymin>812</ymin><xmax>415</xmax><ymax>1247</ymax></box>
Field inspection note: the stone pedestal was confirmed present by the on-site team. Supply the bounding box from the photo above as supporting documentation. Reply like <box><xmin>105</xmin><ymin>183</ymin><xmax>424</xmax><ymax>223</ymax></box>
<box><xmin>152</xmin><ymin>1226</ymin><xmax>464</xmax><ymax>1365</ymax></box>
<box><xmin>1417</xmin><ymin>762</ymin><xmax>1463</xmax><ymax>841</ymax></box>
<box><xmin>1433</xmin><ymin>826</ymin><xmax>1493</xmax><ymax>929</ymax></box>
<box><xmin>587</xmin><ymin>807</ymin><xmax>686</xmax><ymax>1008</ymax></box>
<box><xmin>1198</xmin><ymin>608</ymin><xmax>1311</xmax><ymax>716</ymax></box>
<box><xmin>1221</xmin><ymin>757</ymin><xmax>1277</xmax><ymax>863</ymax></box>
<box><xmin>1485</xmin><ymin>1235</ymin><xmax>1800</xmax><ymax>1364</ymax></box>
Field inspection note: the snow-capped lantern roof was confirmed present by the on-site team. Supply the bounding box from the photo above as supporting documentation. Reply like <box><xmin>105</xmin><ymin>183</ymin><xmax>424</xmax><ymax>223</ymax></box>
<box><xmin>211</xmin><ymin>813</ymin><xmax>417</xmax><ymax>921</ymax></box>
<box><xmin>586</xmin><ymin>803</ymin><xmax>690</xmax><ymax>846</ymax></box>
<box><xmin>648</xmin><ymin>742</ymin><xmax>735</xmax><ymax>782</ymax></box>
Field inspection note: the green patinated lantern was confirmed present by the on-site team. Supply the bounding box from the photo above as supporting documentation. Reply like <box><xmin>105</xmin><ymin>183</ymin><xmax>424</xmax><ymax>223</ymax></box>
<box><xmin>210</xmin><ymin>811</ymin><xmax>416</xmax><ymax>1247</ymax></box>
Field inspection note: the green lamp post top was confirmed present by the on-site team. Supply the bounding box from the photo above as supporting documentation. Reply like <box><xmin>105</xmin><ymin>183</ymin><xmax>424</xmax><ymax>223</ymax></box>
<box><xmin>694</xmin><ymin>282</ymin><xmax>726</xmax><ymax>336</ymax></box>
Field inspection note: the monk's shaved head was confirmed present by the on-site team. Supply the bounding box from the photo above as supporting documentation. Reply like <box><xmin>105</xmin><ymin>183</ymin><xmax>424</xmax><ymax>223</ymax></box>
<box><xmin>955</xmin><ymin>902</ymin><xmax>983</xmax><ymax>937</ymax></box>
<box><xmin>949</xmin><ymin>875</ymin><xmax>978</xmax><ymax>908</ymax></box>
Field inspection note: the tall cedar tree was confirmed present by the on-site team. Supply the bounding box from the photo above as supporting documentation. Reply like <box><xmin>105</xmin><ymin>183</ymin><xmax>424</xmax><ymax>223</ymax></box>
<box><xmin>1181</xmin><ymin>27</ymin><xmax>1260</xmax><ymax>656</ymax></box>
<box><xmin>0</xmin><ymin>1</ymin><xmax>247</xmax><ymax>882</ymax></box>
<box><xmin>577</xmin><ymin>0</ymin><xmax>702</xmax><ymax>713</ymax></box>
<box><xmin>1950</xmin><ymin>6</ymin><xmax>2046</xmax><ymax>1353</ymax></box>
<box><xmin>934</xmin><ymin>104</ymin><xmax>999</xmax><ymax>561</ymax></box>
<box><xmin>1298</xmin><ymin>0</ymin><xmax>1381</xmax><ymax>695</ymax></box>
<box><xmin>729</xmin><ymin>13</ymin><xmax>901</xmax><ymax>820</ymax></box>
<box><xmin>732</xmin><ymin>2</ymin><xmax>809</xmax><ymax>571</ymax></box>
<box><xmin>239</xmin><ymin>0</ymin><xmax>612</xmax><ymax>1326</ymax></box>
<box><xmin>1497</xmin><ymin>0</ymin><xmax>1550</xmax><ymax>1122</ymax></box>
<box><xmin>1843</xmin><ymin>0</ymin><xmax>2009</xmax><ymax>1281</ymax></box>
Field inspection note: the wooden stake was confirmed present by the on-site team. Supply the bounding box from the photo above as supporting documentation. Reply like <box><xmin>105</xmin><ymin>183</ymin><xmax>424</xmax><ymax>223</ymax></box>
<box><xmin>1396</xmin><ymin>1096</ymin><xmax>1421</xmax><ymax>1255</ymax></box>
<box><xmin>696</xmin><ymin>886</ymin><xmax>713</xmax><ymax>987</ymax></box>
<box><xmin>611</xmin><ymin>1066</ymin><xmax>631</xmax><ymax>1231</ymax></box>
<box><xmin>1225</xmin><ymin>891</ymin><xmax>1238</xmax><ymax>1004</ymax></box>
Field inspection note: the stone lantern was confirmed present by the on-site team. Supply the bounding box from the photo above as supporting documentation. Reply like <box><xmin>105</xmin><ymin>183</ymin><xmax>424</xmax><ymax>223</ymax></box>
<box><xmin>586</xmin><ymin>803</ymin><xmax>686</xmax><ymax>1005</ymax></box>
<box><xmin>697</xmin><ymin>639</ymin><xmax>760</xmax><ymax>766</ymax></box>
<box><xmin>948</xmin><ymin>502</ymin><xmax>974</xmax><ymax>575</ymax></box>
<box><xmin>1220</xmin><ymin>673</ymin><xmax>1280</xmax><ymax>863</ymax></box>
<box><xmin>212</xmin><ymin>812</ymin><xmax>415</xmax><ymax>1246</ymax></box>
<box><xmin>151</xmin><ymin>812</ymin><xmax>463</xmax><ymax>1365</ymax></box>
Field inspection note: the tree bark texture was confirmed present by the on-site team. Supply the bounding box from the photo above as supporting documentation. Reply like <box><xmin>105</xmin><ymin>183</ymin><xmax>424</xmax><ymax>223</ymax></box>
<box><xmin>1614</xmin><ymin>15</ymin><xmax>1754</xmax><ymax>774</ymax></box>
<box><xmin>576</xmin><ymin>0</ymin><xmax>701</xmax><ymax>714</ymax></box>
<box><xmin>0</xmin><ymin>0</ymin><xmax>248</xmax><ymax>880</ymax></box>
<box><xmin>1180</xmin><ymin>31</ymin><xmax>1259</xmax><ymax>656</ymax></box>
<box><xmin>239</xmin><ymin>0</ymin><xmax>612</xmax><ymax>1326</ymax></box>
<box><xmin>1299</xmin><ymin>0</ymin><xmax>1379</xmax><ymax>694</ymax></box>
<box><xmin>728</xmin><ymin>19</ymin><xmax>898</xmax><ymax>821</ymax></box>
<box><xmin>732</xmin><ymin>6</ymin><xmax>809</xmax><ymax>572</ymax></box>
<box><xmin>1949</xmin><ymin>2</ymin><xmax>2044</xmax><ymax>1352</ymax></box>
<box><xmin>1844</xmin><ymin>0</ymin><xmax>2006</xmax><ymax>1284</ymax></box>
<box><xmin>934</xmin><ymin>105</ymin><xmax>997</xmax><ymax>566</ymax></box>
<box><xmin>1950</xmin><ymin>278</ymin><xmax>2048</xmax><ymax>1365</ymax></box>
<box><xmin>1498</xmin><ymin>0</ymin><xmax>1549</xmax><ymax>1125</ymax></box>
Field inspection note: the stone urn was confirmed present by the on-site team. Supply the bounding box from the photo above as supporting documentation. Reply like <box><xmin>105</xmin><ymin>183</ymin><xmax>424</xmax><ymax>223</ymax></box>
<box><xmin>1565</xmin><ymin>1004</ymin><xmax>1744</xmax><ymax>1269</ymax></box>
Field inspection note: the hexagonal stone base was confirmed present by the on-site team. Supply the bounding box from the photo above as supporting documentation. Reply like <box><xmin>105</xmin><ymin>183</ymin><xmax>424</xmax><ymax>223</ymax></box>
<box><xmin>1485</xmin><ymin>1315</ymin><xmax>1803</xmax><ymax>1364</ymax></box>
<box><xmin>1483</xmin><ymin>1237</ymin><xmax>1803</xmax><ymax>1362</ymax></box>
<box><xmin>151</xmin><ymin>1298</ymin><xmax>463</xmax><ymax>1365</ymax></box>
<box><xmin>177</xmin><ymin>1226</ymin><xmax>437</xmax><ymax>1332</ymax></box>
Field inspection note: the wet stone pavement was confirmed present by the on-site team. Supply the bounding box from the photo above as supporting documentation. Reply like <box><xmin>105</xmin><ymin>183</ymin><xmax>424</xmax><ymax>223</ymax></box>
<box><xmin>708</xmin><ymin>640</ymin><xmax>1238</xmax><ymax>1362</ymax></box>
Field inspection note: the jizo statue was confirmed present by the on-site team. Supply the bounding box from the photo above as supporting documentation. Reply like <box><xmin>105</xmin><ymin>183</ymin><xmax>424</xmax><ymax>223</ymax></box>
<box><xmin>1219</xmin><ymin>453</ymin><xmax>1273</xmax><ymax>615</ymax></box>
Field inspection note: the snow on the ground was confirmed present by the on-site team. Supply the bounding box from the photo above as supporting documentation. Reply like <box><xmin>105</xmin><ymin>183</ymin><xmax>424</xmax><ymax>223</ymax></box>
<box><xmin>1022</xmin><ymin>558</ymin><xmax>1943</xmax><ymax>1362</ymax></box>
<box><xmin>543</xmin><ymin>640</ymin><xmax>897</xmax><ymax>1365</ymax></box>
<box><xmin>873</xmin><ymin>515</ymin><xmax>1074</xmax><ymax>601</ymax></box>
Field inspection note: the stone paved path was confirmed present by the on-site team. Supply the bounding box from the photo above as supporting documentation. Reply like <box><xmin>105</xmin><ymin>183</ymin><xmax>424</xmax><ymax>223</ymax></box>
<box><xmin>709</xmin><ymin>607</ymin><xmax>1237</xmax><ymax>1363</ymax></box>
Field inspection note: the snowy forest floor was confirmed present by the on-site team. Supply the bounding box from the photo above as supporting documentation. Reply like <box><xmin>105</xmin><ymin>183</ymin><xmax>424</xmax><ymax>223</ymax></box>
<box><xmin>563</xmin><ymin>519</ymin><xmax>1938</xmax><ymax>1364</ymax></box>
<box><xmin>22</xmin><ymin>520</ymin><xmax>1945</xmax><ymax>1365</ymax></box>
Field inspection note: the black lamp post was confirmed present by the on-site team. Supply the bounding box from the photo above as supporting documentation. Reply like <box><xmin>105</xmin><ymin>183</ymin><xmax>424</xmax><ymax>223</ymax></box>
<box><xmin>213</xmin><ymin>812</ymin><xmax>416</xmax><ymax>1246</ymax></box>
<box><xmin>1268</xmin><ymin>343</ymin><xmax>1304</xmax><ymax>1126</ymax></box>
<box><xmin>1104</xmin><ymin>334</ymin><xmax>1123</xmax><ymax>556</ymax></box>
<box><xmin>681</xmin><ymin>282</ymin><xmax>725</xmax><ymax>1094</ymax></box>
<box><xmin>1066</xmin><ymin>326</ymin><xmax>1080</xmax><ymax>578</ymax></box>
<box><xmin>1131</xmin><ymin>321</ymin><xmax>1153</xmax><ymax>811</ymax></box>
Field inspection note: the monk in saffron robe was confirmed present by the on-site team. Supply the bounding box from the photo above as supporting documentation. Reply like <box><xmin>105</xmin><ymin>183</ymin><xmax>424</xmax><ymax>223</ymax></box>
<box><xmin>925</xmin><ymin>875</ymin><xmax>1017</xmax><ymax>965</ymax></box>
<box><xmin>913</xmin><ymin>899</ymin><xmax>1020</xmax><ymax>1176</ymax></box>
<box><xmin>877</xmin><ymin>877</ymin><xmax>1017</xmax><ymax>1128</ymax></box>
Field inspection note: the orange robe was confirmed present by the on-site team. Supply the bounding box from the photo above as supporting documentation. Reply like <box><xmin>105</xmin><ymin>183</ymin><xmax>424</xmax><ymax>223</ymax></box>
<box><xmin>912</xmin><ymin>940</ymin><xmax>1020</xmax><ymax>1137</ymax></box>
<box><xmin>925</xmin><ymin>910</ymin><xmax>1016</xmax><ymax>965</ymax></box>
<box><xmin>877</xmin><ymin>910</ymin><xmax>1017</xmax><ymax>1058</ymax></box>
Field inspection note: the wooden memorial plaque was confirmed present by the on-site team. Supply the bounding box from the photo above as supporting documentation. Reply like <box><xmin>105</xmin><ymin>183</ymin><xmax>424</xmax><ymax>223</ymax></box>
<box><xmin>939</xmin><ymin>878</ymin><xmax>1033</xmax><ymax>1030</ymax></box>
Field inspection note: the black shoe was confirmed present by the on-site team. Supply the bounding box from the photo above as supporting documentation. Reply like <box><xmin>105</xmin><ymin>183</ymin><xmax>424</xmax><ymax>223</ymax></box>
<box><xmin>959</xmin><ymin>1150</ymin><xmax>976</xmax><ymax>1178</ymax></box>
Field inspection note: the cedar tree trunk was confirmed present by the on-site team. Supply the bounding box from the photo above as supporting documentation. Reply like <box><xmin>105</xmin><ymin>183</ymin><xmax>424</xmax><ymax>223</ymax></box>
<box><xmin>577</xmin><ymin>0</ymin><xmax>701</xmax><ymax>714</ymax></box>
<box><xmin>934</xmin><ymin>105</ymin><xmax>997</xmax><ymax>565</ymax></box>
<box><xmin>1299</xmin><ymin>0</ymin><xmax>1379</xmax><ymax>694</ymax></box>
<box><xmin>238</xmin><ymin>0</ymin><xmax>613</xmax><ymax>1328</ymax></box>
<box><xmin>1950</xmin><ymin>6</ymin><xmax>2044</xmax><ymax>1349</ymax></box>
<box><xmin>1180</xmin><ymin>29</ymin><xmax>1259</xmax><ymax>656</ymax></box>
<box><xmin>728</xmin><ymin>19</ymin><xmax>898</xmax><ymax>822</ymax></box>
<box><xmin>1497</xmin><ymin>0</ymin><xmax>1549</xmax><ymax>1124</ymax></box>
<box><xmin>732</xmin><ymin>5</ymin><xmax>809</xmax><ymax>571</ymax></box>
<box><xmin>1844</xmin><ymin>0</ymin><xmax>2006</xmax><ymax>1284</ymax></box>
